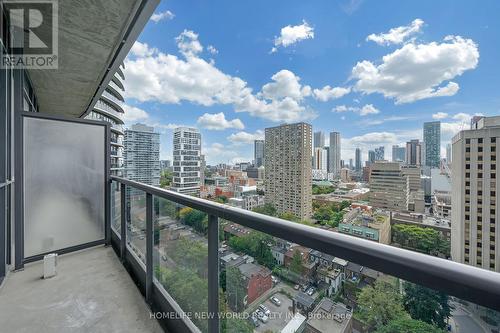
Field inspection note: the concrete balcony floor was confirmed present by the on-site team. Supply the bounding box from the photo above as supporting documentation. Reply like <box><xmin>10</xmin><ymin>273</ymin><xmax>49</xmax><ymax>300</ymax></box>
<box><xmin>0</xmin><ymin>246</ymin><xmax>163</xmax><ymax>333</ymax></box>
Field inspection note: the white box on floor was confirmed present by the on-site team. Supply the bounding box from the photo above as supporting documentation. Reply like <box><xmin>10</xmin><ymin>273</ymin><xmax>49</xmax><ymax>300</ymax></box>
<box><xmin>43</xmin><ymin>253</ymin><xmax>58</xmax><ymax>279</ymax></box>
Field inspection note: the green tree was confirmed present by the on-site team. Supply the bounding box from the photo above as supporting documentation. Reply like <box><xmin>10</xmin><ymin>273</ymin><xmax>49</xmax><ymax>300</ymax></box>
<box><xmin>216</xmin><ymin>195</ymin><xmax>228</xmax><ymax>203</ymax></box>
<box><xmin>170</xmin><ymin>237</ymin><xmax>208</xmax><ymax>278</ymax></box>
<box><xmin>403</xmin><ymin>282</ymin><xmax>451</xmax><ymax>329</ymax></box>
<box><xmin>228</xmin><ymin>231</ymin><xmax>275</xmax><ymax>268</ymax></box>
<box><xmin>252</xmin><ymin>203</ymin><xmax>277</xmax><ymax>216</ymax></box>
<box><xmin>357</xmin><ymin>280</ymin><xmax>408</xmax><ymax>330</ymax></box>
<box><xmin>312</xmin><ymin>184</ymin><xmax>336</xmax><ymax>195</ymax></box>
<box><xmin>159</xmin><ymin>169</ymin><xmax>173</xmax><ymax>188</ymax></box>
<box><xmin>375</xmin><ymin>317</ymin><xmax>443</xmax><ymax>333</ymax></box>
<box><xmin>392</xmin><ymin>224</ymin><xmax>450</xmax><ymax>257</ymax></box>
<box><xmin>289</xmin><ymin>249</ymin><xmax>304</xmax><ymax>274</ymax></box>
<box><xmin>155</xmin><ymin>266</ymin><xmax>208</xmax><ymax>332</ymax></box>
<box><xmin>225</xmin><ymin>266</ymin><xmax>248</xmax><ymax>312</ymax></box>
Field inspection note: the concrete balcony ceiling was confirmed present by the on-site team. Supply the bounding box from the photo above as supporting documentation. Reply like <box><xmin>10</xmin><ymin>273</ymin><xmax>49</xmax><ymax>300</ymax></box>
<box><xmin>27</xmin><ymin>0</ymin><xmax>158</xmax><ymax>118</ymax></box>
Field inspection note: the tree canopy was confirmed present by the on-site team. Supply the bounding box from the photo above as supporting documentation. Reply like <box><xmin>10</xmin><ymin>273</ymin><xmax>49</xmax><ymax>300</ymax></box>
<box><xmin>403</xmin><ymin>282</ymin><xmax>451</xmax><ymax>329</ymax></box>
<box><xmin>357</xmin><ymin>280</ymin><xmax>408</xmax><ymax>330</ymax></box>
<box><xmin>392</xmin><ymin>224</ymin><xmax>450</xmax><ymax>257</ymax></box>
<box><xmin>375</xmin><ymin>317</ymin><xmax>444</xmax><ymax>333</ymax></box>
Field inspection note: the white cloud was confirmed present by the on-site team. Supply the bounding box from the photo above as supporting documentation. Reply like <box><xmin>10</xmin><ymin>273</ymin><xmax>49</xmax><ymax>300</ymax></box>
<box><xmin>130</xmin><ymin>41</ymin><xmax>158</xmax><ymax>57</ymax></box>
<box><xmin>122</xmin><ymin>104</ymin><xmax>149</xmax><ymax>122</ymax></box>
<box><xmin>352</xmin><ymin>36</ymin><xmax>479</xmax><ymax>104</ymax></box>
<box><xmin>313</xmin><ymin>86</ymin><xmax>351</xmax><ymax>102</ymax></box>
<box><xmin>332</xmin><ymin>104</ymin><xmax>379</xmax><ymax>116</ymax></box>
<box><xmin>432</xmin><ymin>112</ymin><xmax>449</xmax><ymax>120</ymax></box>
<box><xmin>176</xmin><ymin>30</ymin><xmax>203</xmax><ymax>57</ymax></box>
<box><xmin>367</xmin><ymin>19</ymin><xmax>424</xmax><ymax>46</ymax></box>
<box><xmin>227</xmin><ymin>130</ymin><xmax>264</xmax><ymax>144</ymax></box>
<box><xmin>359</xmin><ymin>104</ymin><xmax>380</xmax><ymax>116</ymax></box>
<box><xmin>439</xmin><ymin>112</ymin><xmax>482</xmax><ymax>146</ymax></box>
<box><xmin>261</xmin><ymin>70</ymin><xmax>311</xmax><ymax>101</ymax></box>
<box><xmin>125</xmin><ymin>35</ymin><xmax>316</xmax><ymax>123</ymax></box>
<box><xmin>150</xmin><ymin>10</ymin><xmax>175</xmax><ymax>23</ymax></box>
<box><xmin>197</xmin><ymin>112</ymin><xmax>244</xmax><ymax>130</ymax></box>
<box><xmin>272</xmin><ymin>20</ymin><xmax>314</xmax><ymax>52</ymax></box>
<box><xmin>207</xmin><ymin>45</ymin><xmax>218</xmax><ymax>55</ymax></box>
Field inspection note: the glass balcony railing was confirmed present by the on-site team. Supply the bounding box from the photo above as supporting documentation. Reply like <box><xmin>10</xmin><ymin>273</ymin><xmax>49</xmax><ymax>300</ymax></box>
<box><xmin>109</xmin><ymin>177</ymin><xmax>500</xmax><ymax>333</ymax></box>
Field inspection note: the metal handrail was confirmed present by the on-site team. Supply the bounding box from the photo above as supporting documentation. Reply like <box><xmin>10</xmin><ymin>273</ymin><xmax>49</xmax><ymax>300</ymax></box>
<box><xmin>111</xmin><ymin>175</ymin><xmax>500</xmax><ymax>312</ymax></box>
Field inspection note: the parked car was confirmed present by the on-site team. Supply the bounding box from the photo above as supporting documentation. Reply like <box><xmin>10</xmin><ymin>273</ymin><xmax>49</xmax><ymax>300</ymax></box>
<box><xmin>294</xmin><ymin>284</ymin><xmax>300</xmax><ymax>290</ymax></box>
<box><xmin>161</xmin><ymin>255</ymin><xmax>167</xmax><ymax>261</ymax></box>
<box><xmin>259</xmin><ymin>304</ymin><xmax>271</xmax><ymax>316</ymax></box>
<box><xmin>301</xmin><ymin>285</ymin><xmax>309</xmax><ymax>292</ymax></box>
<box><xmin>306</xmin><ymin>287</ymin><xmax>315</xmax><ymax>296</ymax></box>
<box><xmin>271</xmin><ymin>275</ymin><xmax>279</xmax><ymax>284</ymax></box>
<box><xmin>256</xmin><ymin>310</ymin><xmax>268</xmax><ymax>323</ymax></box>
<box><xmin>248</xmin><ymin>315</ymin><xmax>260</xmax><ymax>327</ymax></box>
<box><xmin>270</xmin><ymin>296</ymin><xmax>281</xmax><ymax>306</ymax></box>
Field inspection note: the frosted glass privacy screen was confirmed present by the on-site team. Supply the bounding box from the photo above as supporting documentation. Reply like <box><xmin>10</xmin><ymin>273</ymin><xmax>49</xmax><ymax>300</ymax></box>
<box><xmin>23</xmin><ymin>117</ymin><xmax>106</xmax><ymax>257</ymax></box>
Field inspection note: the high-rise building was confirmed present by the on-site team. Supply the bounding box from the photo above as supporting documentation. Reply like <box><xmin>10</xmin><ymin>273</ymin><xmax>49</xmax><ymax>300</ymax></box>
<box><xmin>86</xmin><ymin>64</ymin><xmax>126</xmax><ymax>176</ymax></box>
<box><xmin>329</xmin><ymin>132</ymin><xmax>341</xmax><ymax>176</ymax></box>
<box><xmin>355</xmin><ymin>148</ymin><xmax>362</xmax><ymax>171</ymax></box>
<box><xmin>368</xmin><ymin>150</ymin><xmax>376</xmax><ymax>165</ymax></box>
<box><xmin>369</xmin><ymin>162</ymin><xmax>408</xmax><ymax>211</ymax></box>
<box><xmin>172</xmin><ymin>127</ymin><xmax>202</xmax><ymax>196</ymax></box>
<box><xmin>424</xmin><ymin>121</ymin><xmax>441</xmax><ymax>168</ymax></box>
<box><xmin>160</xmin><ymin>160</ymin><xmax>171</xmax><ymax>170</ymax></box>
<box><xmin>314</xmin><ymin>131</ymin><xmax>325</xmax><ymax>149</ymax></box>
<box><xmin>446</xmin><ymin>143</ymin><xmax>452</xmax><ymax>164</ymax></box>
<box><xmin>254</xmin><ymin>139</ymin><xmax>265</xmax><ymax>167</ymax></box>
<box><xmin>392</xmin><ymin>145</ymin><xmax>406</xmax><ymax>162</ymax></box>
<box><xmin>124</xmin><ymin>124</ymin><xmax>160</xmax><ymax>186</ymax></box>
<box><xmin>451</xmin><ymin>116</ymin><xmax>500</xmax><ymax>272</ymax></box>
<box><xmin>200</xmin><ymin>154</ymin><xmax>206</xmax><ymax>187</ymax></box>
<box><xmin>265</xmin><ymin>123</ymin><xmax>313</xmax><ymax>220</ymax></box>
<box><xmin>406</xmin><ymin>139</ymin><xmax>422</xmax><ymax>166</ymax></box>
<box><xmin>313</xmin><ymin>147</ymin><xmax>328</xmax><ymax>170</ymax></box>
<box><xmin>374</xmin><ymin>146</ymin><xmax>385</xmax><ymax>161</ymax></box>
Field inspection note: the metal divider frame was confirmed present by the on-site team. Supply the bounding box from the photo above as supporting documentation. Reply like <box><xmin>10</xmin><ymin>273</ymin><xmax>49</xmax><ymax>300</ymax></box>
<box><xmin>14</xmin><ymin>111</ymin><xmax>110</xmax><ymax>269</ymax></box>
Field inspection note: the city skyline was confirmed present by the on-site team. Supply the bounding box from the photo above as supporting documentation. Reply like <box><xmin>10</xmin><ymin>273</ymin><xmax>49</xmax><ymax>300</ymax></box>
<box><xmin>120</xmin><ymin>0</ymin><xmax>499</xmax><ymax>165</ymax></box>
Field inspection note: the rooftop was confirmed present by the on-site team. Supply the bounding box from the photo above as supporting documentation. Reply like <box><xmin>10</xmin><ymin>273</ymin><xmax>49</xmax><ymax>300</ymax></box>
<box><xmin>306</xmin><ymin>298</ymin><xmax>352</xmax><ymax>333</ymax></box>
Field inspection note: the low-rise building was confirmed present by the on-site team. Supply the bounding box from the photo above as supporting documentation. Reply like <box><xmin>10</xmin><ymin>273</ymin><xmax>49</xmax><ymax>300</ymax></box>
<box><xmin>238</xmin><ymin>262</ymin><xmax>272</xmax><ymax>305</ymax></box>
<box><xmin>305</xmin><ymin>299</ymin><xmax>353</xmax><ymax>333</ymax></box>
<box><xmin>345</xmin><ymin>262</ymin><xmax>380</xmax><ymax>287</ymax></box>
<box><xmin>228</xmin><ymin>194</ymin><xmax>265</xmax><ymax>211</ymax></box>
<box><xmin>271</xmin><ymin>246</ymin><xmax>287</xmax><ymax>266</ymax></box>
<box><xmin>338</xmin><ymin>207</ymin><xmax>391</xmax><ymax>244</ymax></box>
<box><xmin>433</xmin><ymin>190</ymin><xmax>451</xmax><ymax>219</ymax></box>
<box><xmin>390</xmin><ymin>212</ymin><xmax>451</xmax><ymax>241</ymax></box>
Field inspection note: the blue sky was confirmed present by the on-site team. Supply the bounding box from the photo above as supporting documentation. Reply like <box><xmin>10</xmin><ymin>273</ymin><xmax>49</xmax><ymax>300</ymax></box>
<box><xmin>122</xmin><ymin>0</ymin><xmax>500</xmax><ymax>165</ymax></box>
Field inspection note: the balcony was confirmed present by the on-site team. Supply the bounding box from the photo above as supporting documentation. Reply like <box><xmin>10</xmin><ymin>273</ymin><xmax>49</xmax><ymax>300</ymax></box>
<box><xmin>0</xmin><ymin>246</ymin><xmax>162</xmax><ymax>332</ymax></box>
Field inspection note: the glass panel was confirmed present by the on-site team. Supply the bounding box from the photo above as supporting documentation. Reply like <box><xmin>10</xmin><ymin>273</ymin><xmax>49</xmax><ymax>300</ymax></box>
<box><xmin>153</xmin><ymin>196</ymin><xmax>209</xmax><ymax>332</ymax></box>
<box><xmin>220</xmin><ymin>218</ymin><xmax>500</xmax><ymax>333</ymax></box>
<box><xmin>111</xmin><ymin>181</ymin><xmax>121</xmax><ymax>236</ymax></box>
<box><xmin>23</xmin><ymin>117</ymin><xmax>105</xmax><ymax>257</ymax></box>
<box><xmin>126</xmin><ymin>187</ymin><xmax>146</xmax><ymax>267</ymax></box>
